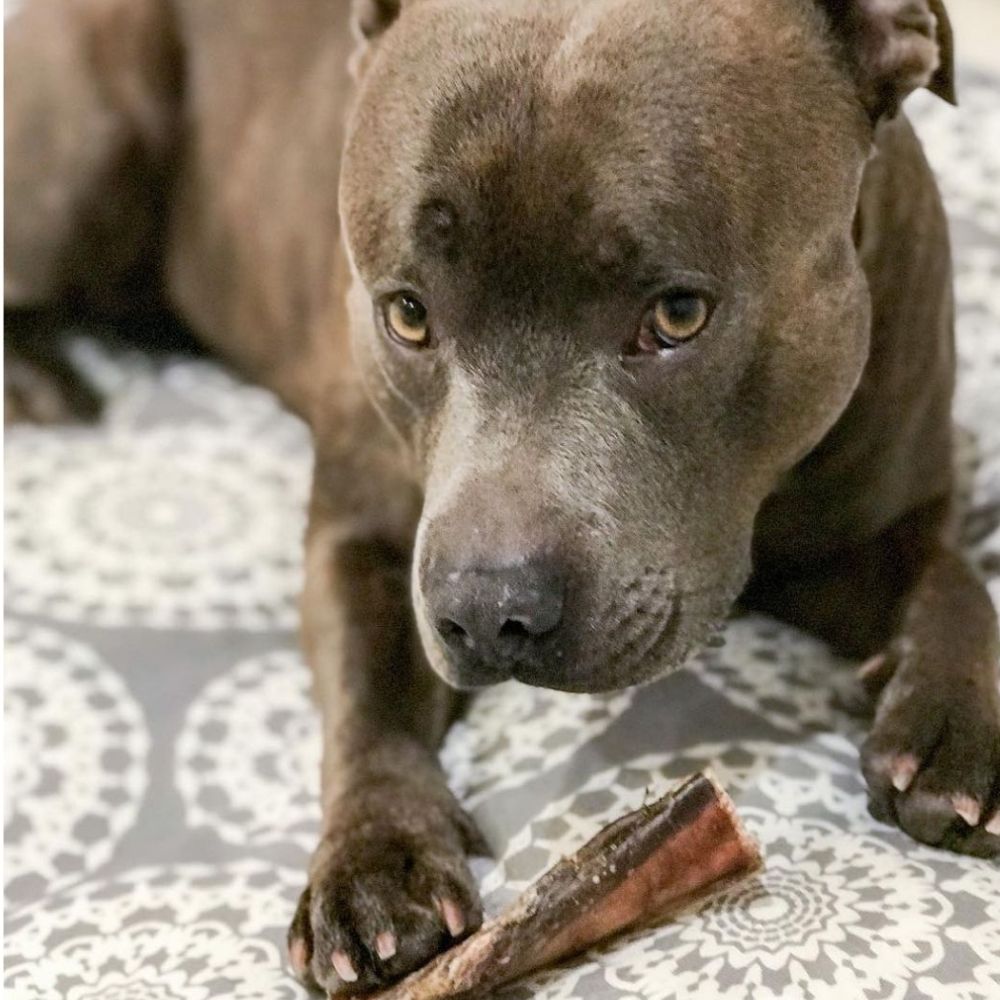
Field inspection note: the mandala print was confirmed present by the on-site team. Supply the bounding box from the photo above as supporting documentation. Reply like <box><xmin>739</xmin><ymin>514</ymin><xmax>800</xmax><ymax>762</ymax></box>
<box><xmin>689</xmin><ymin>616</ymin><xmax>863</xmax><ymax>738</ymax></box>
<box><xmin>176</xmin><ymin>651</ymin><xmax>321</xmax><ymax>853</ymax></box>
<box><xmin>921</xmin><ymin>74</ymin><xmax>1000</xmax><ymax>609</ymax></box>
<box><xmin>592</xmin><ymin>813</ymin><xmax>957</xmax><ymax>1000</ymax></box>
<box><xmin>498</xmin><ymin>761</ymin><xmax>1000</xmax><ymax>1000</ymax></box>
<box><xmin>916</xmin><ymin>868</ymin><xmax>1000</xmax><ymax>1000</ymax></box>
<box><xmin>177</xmin><ymin>649</ymin><xmax>636</xmax><ymax>850</ymax></box>
<box><xmin>3</xmin><ymin>862</ymin><xmax>308</xmax><ymax>1000</ymax></box>
<box><xmin>481</xmin><ymin>740</ymin><xmax>863</xmax><ymax>904</ymax></box>
<box><xmin>440</xmin><ymin>681</ymin><xmax>635</xmax><ymax>808</ymax></box>
<box><xmin>153</xmin><ymin>361</ymin><xmax>308</xmax><ymax>447</ymax></box>
<box><xmin>962</xmin><ymin>426</ymin><xmax>1000</xmax><ymax>606</ymax></box>
<box><xmin>950</xmin><ymin>236</ymin><xmax>1000</xmax><ymax>606</ymax></box>
<box><xmin>78</xmin><ymin>348</ymin><xmax>311</xmax><ymax>453</ymax></box>
<box><xmin>4</xmin><ymin>422</ymin><xmax>310</xmax><ymax>630</ymax></box>
<box><xmin>4</xmin><ymin>621</ymin><xmax>148</xmax><ymax>905</ymax></box>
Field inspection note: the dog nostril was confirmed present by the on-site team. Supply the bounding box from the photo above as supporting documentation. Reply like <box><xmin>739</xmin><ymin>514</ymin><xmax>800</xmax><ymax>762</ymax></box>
<box><xmin>498</xmin><ymin>619</ymin><xmax>531</xmax><ymax>641</ymax></box>
<box><xmin>437</xmin><ymin>618</ymin><xmax>473</xmax><ymax>648</ymax></box>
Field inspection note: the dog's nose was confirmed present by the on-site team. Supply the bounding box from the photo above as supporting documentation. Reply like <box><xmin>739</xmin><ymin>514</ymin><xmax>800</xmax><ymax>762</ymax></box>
<box><xmin>430</xmin><ymin>560</ymin><xmax>566</xmax><ymax>661</ymax></box>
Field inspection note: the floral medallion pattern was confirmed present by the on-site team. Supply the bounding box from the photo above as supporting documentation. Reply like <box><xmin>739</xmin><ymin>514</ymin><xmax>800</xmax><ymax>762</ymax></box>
<box><xmin>4</xmin><ymin>422</ymin><xmax>310</xmax><ymax>630</ymax></box>
<box><xmin>689</xmin><ymin>617</ymin><xmax>865</xmax><ymax>738</ymax></box>
<box><xmin>4</xmin><ymin>621</ymin><xmax>149</xmax><ymax>906</ymax></box>
<box><xmin>176</xmin><ymin>649</ymin><xmax>635</xmax><ymax>851</ymax></box>
<box><xmin>499</xmin><ymin>758</ymin><xmax>1000</xmax><ymax>1000</ymax></box>
<box><xmin>440</xmin><ymin>681</ymin><xmax>635</xmax><ymax>807</ymax></box>
<box><xmin>175</xmin><ymin>651</ymin><xmax>320</xmax><ymax>853</ymax></box>
<box><xmin>3</xmin><ymin>863</ymin><xmax>309</xmax><ymax>1000</ymax></box>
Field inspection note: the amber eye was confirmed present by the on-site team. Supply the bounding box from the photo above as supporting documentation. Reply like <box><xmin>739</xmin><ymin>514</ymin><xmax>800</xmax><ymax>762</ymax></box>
<box><xmin>385</xmin><ymin>293</ymin><xmax>430</xmax><ymax>347</ymax></box>
<box><xmin>635</xmin><ymin>291</ymin><xmax>711</xmax><ymax>352</ymax></box>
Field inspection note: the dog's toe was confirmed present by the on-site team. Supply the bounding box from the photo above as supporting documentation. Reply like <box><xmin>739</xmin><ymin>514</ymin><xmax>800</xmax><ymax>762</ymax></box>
<box><xmin>289</xmin><ymin>820</ymin><xmax>482</xmax><ymax>994</ymax></box>
<box><xmin>288</xmin><ymin>886</ymin><xmax>321</xmax><ymax>991</ymax></box>
<box><xmin>861</xmin><ymin>674</ymin><xmax>1000</xmax><ymax>857</ymax></box>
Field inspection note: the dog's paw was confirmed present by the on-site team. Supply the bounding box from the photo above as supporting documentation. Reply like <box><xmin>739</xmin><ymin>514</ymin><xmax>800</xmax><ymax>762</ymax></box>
<box><xmin>861</xmin><ymin>662</ymin><xmax>1000</xmax><ymax>857</ymax></box>
<box><xmin>287</xmin><ymin>809</ymin><xmax>483</xmax><ymax>994</ymax></box>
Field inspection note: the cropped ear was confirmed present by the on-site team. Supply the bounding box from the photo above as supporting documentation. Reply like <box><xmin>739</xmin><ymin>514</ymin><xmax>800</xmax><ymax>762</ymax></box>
<box><xmin>353</xmin><ymin>0</ymin><xmax>402</xmax><ymax>40</ymax></box>
<box><xmin>817</xmin><ymin>0</ymin><xmax>956</xmax><ymax>121</ymax></box>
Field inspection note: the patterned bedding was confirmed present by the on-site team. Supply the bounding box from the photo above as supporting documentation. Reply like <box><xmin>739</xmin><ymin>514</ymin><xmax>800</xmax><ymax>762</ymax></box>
<box><xmin>4</xmin><ymin>71</ymin><xmax>1000</xmax><ymax>1000</ymax></box>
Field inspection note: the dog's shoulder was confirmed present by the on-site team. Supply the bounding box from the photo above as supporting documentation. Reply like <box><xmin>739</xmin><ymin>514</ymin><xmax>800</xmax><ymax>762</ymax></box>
<box><xmin>753</xmin><ymin>110</ymin><xmax>955</xmax><ymax>564</ymax></box>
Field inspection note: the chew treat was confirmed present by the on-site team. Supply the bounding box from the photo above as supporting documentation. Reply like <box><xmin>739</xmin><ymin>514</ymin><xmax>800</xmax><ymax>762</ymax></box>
<box><xmin>374</xmin><ymin>772</ymin><xmax>762</xmax><ymax>1000</ymax></box>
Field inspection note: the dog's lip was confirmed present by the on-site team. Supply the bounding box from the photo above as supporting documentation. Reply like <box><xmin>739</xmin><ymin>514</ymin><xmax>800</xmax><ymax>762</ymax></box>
<box><xmin>508</xmin><ymin>664</ymin><xmax>629</xmax><ymax>693</ymax></box>
<box><xmin>444</xmin><ymin>609</ymin><xmax>684</xmax><ymax>690</ymax></box>
<box><xmin>444</xmin><ymin>661</ymin><xmax>513</xmax><ymax>690</ymax></box>
<box><xmin>430</xmin><ymin>585</ymin><xmax>732</xmax><ymax>691</ymax></box>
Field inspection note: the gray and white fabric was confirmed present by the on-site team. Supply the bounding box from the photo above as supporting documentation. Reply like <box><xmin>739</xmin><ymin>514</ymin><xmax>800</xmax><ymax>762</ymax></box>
<box><xmin>5</xmin><ymin>71</ymin><xmax>1000</xmax><ymax>1000</ymax></box>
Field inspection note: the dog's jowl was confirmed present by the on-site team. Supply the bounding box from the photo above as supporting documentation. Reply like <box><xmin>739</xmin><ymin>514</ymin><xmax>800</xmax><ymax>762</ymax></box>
<box><xmin>5</xmin><ymin>0</ymin><xmax>998</xmax><ymax>992</ymax></box>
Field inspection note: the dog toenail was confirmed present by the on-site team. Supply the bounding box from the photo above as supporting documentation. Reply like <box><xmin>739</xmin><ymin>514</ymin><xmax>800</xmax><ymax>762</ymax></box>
<box><xmin>857</xmin><ymin>653</ymin><xmax>886</xmax><ymax>679</ymax></box>
<box><xmin>437</xmin><ymin>897</ymin><xmax>466</xmax><ymax>936</ymax></box>
<box><xmin>332</xmin><ymin>950</ymin><xmax>358</xmax><ymax>982</ymax></box>
<box><xmin>986</xmin><ymin>812</ymin><xmax>1000</xmax><ymax>836</ymax></box>
<box><xmin>890</xmin><ymin>755</ymin><xmax>919</xmax><ymax>792</ymax></box>
<box><xmin>289</xmin><ymin>938</ymin><xmax>308</xmax><ymax>977</ymax></box>
<box><xmin>375</xmin><ymin>931</ymin><xmax>397</xmax><ymax>960</ymax></box>
<box><xmin>952</xmin><ymin>795</ymin><xmax>981</xmax><ymax>827</ymax></box>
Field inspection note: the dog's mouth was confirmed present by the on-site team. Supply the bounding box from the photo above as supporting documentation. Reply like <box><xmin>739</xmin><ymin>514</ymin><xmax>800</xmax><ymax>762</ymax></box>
<box><xmin>510</xmin><ymin>593</ymin><xmax>684</xmax><ymax>692</ymax></box>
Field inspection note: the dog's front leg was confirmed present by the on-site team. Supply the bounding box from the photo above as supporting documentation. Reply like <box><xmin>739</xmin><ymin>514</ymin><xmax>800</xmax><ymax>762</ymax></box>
<box><xmin>861</xmin><ymin>545</ymin><xmax>1000</xmax><ymax>856</ymax></box>
<box><xmin>287</xmin><ymin>476</ymin><xmax>483</xmax><ymax>994</ymax></box>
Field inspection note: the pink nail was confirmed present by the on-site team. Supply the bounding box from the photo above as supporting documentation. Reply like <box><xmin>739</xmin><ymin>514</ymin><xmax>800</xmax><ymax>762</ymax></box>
<box><xmin>985</xmin><ymin>812</ymin><xmax>1000</xmax><ymax>836</ymax></box>
<box><xmin>857</xmin><ymin>653</ymin><xmax>887</xmax><ymax>680</ymax></box>
<box><xmin>375</xmin><ymin>931</ymin><xmax>397</xmax><ymax>960</ymax></box>
<box><xmin>437</xmin><ymin>897</ymin><xmax>466</xmax><ymax>937</ymax></box>
<box><xmin>332</xmin><ymin>950</ymin><xmax>358</xmax><ymax>983</ymax></box>
<box><xmin>289</xmin><ymin>938</ymin><xmax>308</xmax><ymax>977</ymax></box>
<box><xmin>952</xmin><ymin>795</ymin><xmax>981</xmax><ymax>827</ymax></box>
<box><xmin>890</xmin><ymin>755</ymin><xmax>919</xmax><ymax>793</ymax></box>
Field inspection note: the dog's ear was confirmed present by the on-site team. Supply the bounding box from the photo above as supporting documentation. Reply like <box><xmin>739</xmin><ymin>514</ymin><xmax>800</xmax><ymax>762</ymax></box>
<box><xmin>353</xmin><ymin>0</ymin><xmax>402</xmax><ymax>40</ymax></box>
<box><xmin>816</xmin><ymin>0</ymin><xmax>956</xmax><ymax>121</ymax></box>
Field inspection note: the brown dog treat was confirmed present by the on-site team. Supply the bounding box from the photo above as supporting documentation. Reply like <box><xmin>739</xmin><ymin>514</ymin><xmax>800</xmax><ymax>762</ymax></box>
<box><xmin>372</xmin><ymin>772</ymin><xmax>762</xmax><ymax>1000</ymax></box>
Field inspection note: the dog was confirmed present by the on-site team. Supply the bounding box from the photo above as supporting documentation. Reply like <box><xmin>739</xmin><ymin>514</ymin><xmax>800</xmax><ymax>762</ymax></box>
<box><xmin>5</xmin><ymin>0</ymin><xmax>999</xmax><ymax>992</ymax></box>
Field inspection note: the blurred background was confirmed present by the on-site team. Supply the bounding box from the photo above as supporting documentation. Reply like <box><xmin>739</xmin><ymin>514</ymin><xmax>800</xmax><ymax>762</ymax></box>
<box><xmin>948</xmin><ymin>0</ymin><xmax>1000</xmax><ymax>71</ymax></box>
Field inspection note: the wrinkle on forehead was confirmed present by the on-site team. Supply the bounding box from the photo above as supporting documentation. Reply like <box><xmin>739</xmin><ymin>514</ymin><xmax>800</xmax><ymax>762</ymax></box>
<box><xmin>411</xmin><ymin>55</ymin><xmax>731</xmax><ymax>312</ymax></box>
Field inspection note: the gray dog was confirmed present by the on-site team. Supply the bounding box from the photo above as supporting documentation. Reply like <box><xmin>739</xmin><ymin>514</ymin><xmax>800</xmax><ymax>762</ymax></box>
<box><xmin>5</xmin><ymin>0</ymin><xmax>999</xmax><ymax>993</ymax></box>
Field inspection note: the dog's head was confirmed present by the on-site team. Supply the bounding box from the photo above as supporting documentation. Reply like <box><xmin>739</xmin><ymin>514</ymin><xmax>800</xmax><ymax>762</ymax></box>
<box><xmin>339</xmin><ymin>0</ymin><xmax>954</xmax><ymax>691</ymax></box>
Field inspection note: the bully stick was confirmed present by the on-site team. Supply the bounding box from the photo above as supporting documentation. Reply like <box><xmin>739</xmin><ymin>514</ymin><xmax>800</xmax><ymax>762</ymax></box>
<box><xmin>373</xmin><ymin>771</ymin><xmax>763</xmax><ymax>1000</ymax></box>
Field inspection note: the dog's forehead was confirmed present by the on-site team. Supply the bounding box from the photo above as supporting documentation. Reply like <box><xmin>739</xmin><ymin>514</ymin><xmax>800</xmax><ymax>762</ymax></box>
<box><xmin>344</xmin><ymin>0</ymin><xmax>862</xmax><ymax>289</ymax></box>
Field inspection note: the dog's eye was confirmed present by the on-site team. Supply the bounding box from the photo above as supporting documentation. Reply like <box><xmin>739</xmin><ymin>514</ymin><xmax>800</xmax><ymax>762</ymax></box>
<box><xmin>385</xmin><ymin>293</ymin><xmax>430</xmax><ymax>347</ymax></box>
<box><xmin>634</xmin><ymin>291</ymin><xmax>711</xmax><ymax>353</ymax></box>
